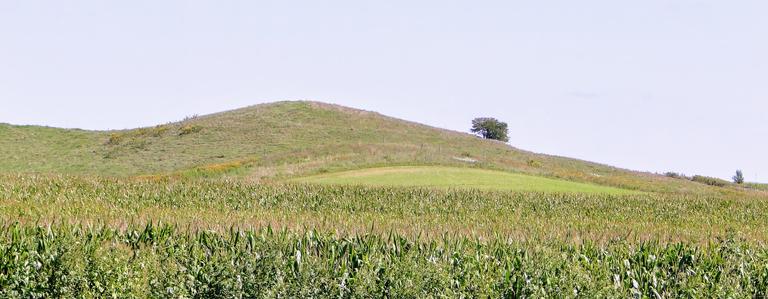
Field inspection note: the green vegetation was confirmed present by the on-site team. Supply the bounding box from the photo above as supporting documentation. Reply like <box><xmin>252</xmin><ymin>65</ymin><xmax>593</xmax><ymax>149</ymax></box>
<box><xmin>293</xmin><ymin>166</ymin><xmax>636</xmax><ymax>194</ymax></box>
<box><xmin>2</xmin><ymin>101</ymin><xmax>767</xmax><ymax>296</ymax></box>
<box><xmin>1</xmin><ymin>175</ymin><xmax>768</xmax><ymax>297</ymax></box>
<box><xmin>470</xmin><ymin>117</ymin><xmax>509</xmax><ymax>142</ymax></box>
<box><xmin>2</xmin><ymin>223</ymin><xmax>767</xmax><ymax>298</ymax></box>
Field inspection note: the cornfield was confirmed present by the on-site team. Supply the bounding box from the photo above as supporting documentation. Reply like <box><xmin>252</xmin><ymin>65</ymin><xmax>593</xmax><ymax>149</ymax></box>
<box><xmin>1</xmin><ymin>174</ymin><xmax>768</xmax><ymax>297</ymax></box>
<box><xmin>1</xmin><ymin>223</ymin><xmax>767</xmax><ymax>298</ymax></box>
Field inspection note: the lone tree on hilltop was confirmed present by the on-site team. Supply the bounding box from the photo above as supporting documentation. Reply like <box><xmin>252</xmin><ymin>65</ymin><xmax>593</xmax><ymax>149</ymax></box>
<box><xmin>733</xmin><ymin>170</ymin><xmax>745</xmax><ymax>184</ymax></box>
<box><xmin>470</xmin><ymin>117</ymin><xmax>509</xmax><ymax>142</ymax></box>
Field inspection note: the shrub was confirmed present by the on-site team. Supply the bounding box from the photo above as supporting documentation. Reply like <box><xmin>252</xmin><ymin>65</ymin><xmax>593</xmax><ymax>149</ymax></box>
<box><xmin>106</xmin><ymin>133</ymin><xmax>123</xmax><ymax>145</ymax></box>
<box><xmin>178</xmin><ymin>124</ymin><xmax>202</xmax><ymax>136</ymax></box>
<box><xmin>138</xmin><ymin>125</ymin><xmax>170</xmax><ymax>137</ymax></box>
<box><xmin>692</xmin><ymin>175</ymin><xmax>729</xmax><ymax>187</ymax></box>
<box><xmin>664</xmin><ymin>172</ymin><xmax>690</xmax><ymax>180</ymax></box>
<box><xmin>527</xmin><ymin>159</ymin><xmax>542</xmax><ymax>168</ymax></box>
<box><xmin>152</xmin><ymin>126</ymin><xmax>170</xmax><ymax>137</ymax></box>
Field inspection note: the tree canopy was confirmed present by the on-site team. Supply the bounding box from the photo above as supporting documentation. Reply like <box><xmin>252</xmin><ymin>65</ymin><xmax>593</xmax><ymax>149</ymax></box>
<box><xmin>470</xmin><ymin>117</ymin><xmax>509</xmax><ymax>142</ymax></box>
<box><xmin>733</xmin><ymin>170</ymin><xmax>745</xmax><ymax>184</ymax></box>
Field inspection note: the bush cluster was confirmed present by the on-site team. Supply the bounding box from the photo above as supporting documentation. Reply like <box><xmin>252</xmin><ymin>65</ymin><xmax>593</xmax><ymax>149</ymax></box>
<box><xmin>178</xmin><ymin>124</ymin><xmax>203</xmax><ymax>136</ymax></box>
<box><xmin>105</xmin><ymin>125</ymin><xmax>171</xmax><ymax>146</ymax></box>
<box><xmin>666</xmin><ymin>172</ymin><xmax>747</xmax><ymax>188</ymax></box>
<box><xmin>663</xmin><ymin>172</ymin><xmax>690</xmax><ymax>180</ymax></box>
<box><xmin>105</xmin><ymin>133</ymin><xmax>123</xmax><ymax>145</ymax></box>
<box><xmin>135</xmin><ymin>125</ymin><xmax>170</xmax><ymax>137</ymax></box>
<box><xmin>527</xmin><ymin>159</ymin><xmax>543</xmax><ymax>168</ymax></box>
<box><xmin>691</xmin><ymin>175</ymin><xmax>730</xmax><ymax>187</ymax></box>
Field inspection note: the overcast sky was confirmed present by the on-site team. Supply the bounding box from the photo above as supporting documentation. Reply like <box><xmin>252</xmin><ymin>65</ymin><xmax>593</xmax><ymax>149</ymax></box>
<box><xmin>1</xmin><ymin>0</ymin><xmax>766</xmax><ymax>181</ymax></box>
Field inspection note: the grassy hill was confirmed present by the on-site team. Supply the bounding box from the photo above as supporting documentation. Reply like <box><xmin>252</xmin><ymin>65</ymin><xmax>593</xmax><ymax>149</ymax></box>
<box><xmin>0</xmin><ymin>101</ymin><xmax>754</xmax><ymax>195</ymax></box>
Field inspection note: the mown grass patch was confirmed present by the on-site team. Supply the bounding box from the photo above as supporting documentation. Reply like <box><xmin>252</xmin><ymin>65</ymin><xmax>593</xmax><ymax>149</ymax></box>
<box><xmin>292</xmin><ymin>166</ymin><xmax>637</xmax><ymax>194</ymax></box>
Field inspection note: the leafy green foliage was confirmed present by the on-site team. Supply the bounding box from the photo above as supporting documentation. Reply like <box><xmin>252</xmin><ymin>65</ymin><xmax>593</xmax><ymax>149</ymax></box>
<box><xmin>0</xmin><ymin>223</ymin><xmax>767</xmax><ymax>297</ymax></box>
<box><xmin>470</xmin><ymin>117</ymin><xmax>509</xmax><ymax>142</ymax></box>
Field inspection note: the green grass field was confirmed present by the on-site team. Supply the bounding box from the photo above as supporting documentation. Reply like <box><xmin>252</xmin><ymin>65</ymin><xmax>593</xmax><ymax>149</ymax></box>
<box><xmin>293</xmin><ymin>166</ymin><xmax>637</xmax><ymax>194</ymax></box>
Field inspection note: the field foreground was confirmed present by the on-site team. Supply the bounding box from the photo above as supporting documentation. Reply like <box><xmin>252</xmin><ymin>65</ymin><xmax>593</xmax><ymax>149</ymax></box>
<box><xmin>2</xmin><ymin>174</ymin><xmax>768</xmax><ymax>297</ymax></box>
<box><xmin>1</xmin><ymin>224</ymin><xmax>766</xmax><ymax>298</ymax></box>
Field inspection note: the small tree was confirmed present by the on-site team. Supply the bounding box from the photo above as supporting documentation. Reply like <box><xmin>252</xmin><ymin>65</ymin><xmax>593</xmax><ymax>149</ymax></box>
<box><xmin>733</xmin><ymin>170</ymin><xmax>745</xmax><ymax>184</ymax></box>
<box><xmin>470</xmin><ymin>117</ymin><xmax>509</xmax><ymax>142</ymax></box>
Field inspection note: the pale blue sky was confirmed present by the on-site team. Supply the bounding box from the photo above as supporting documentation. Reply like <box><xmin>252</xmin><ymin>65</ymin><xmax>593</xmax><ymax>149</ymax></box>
<box><xmin>1</xmin><ymin>1</ymin><xmax>766</xmax><ymax>181</ymax></box>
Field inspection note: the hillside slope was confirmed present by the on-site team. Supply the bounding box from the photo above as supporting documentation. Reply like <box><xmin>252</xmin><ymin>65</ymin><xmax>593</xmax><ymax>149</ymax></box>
<box><xmin>0</xmin><ymin>101</ymin><xmax>749</xmax><ymax>194</ymax></box>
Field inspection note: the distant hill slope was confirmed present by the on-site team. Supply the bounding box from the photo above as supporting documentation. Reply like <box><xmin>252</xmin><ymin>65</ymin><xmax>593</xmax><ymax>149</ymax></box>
<box><xmin>0</xmin><ymin>101</ymin><xmax>750</xmax><ymax>194</ymax></box>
